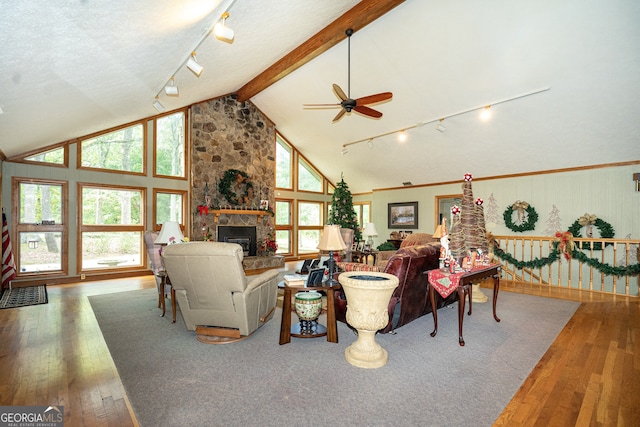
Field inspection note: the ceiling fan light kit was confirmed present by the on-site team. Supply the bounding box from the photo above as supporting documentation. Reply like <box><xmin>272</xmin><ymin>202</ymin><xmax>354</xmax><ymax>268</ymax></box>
<box><xmin>305</xmin><ymin>28</ymin><xmax>393</xmax><ymax>123</ymax></box>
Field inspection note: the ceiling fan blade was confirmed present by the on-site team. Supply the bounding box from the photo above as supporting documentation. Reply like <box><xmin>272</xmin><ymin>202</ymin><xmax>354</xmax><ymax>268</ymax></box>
<box><xmin>303</xmin><ymin>103</ymin><xmax>340</xmax><ymax>108</ymax></box>
<box><xmin>355</xmin><ymin>92</ymin><xmax>393</xmax><ymax>106</ymax></box>
<box><xmin>332</xmin><ymin>108</ymin><xmax>347</xmax><ymax>123</ymax></box>
<box><xmin>332</xmin><ymin>84</ymin><xmax>348</xmax><ymax>101</ymax></box>
<box><xmin>353</xmin><ymin>105</ymin><xmax>382</xmax><ymax>119</ymax></box>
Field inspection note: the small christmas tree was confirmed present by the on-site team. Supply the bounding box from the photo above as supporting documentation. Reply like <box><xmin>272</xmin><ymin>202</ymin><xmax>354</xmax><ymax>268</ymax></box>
<box><xmin>543</xmin><ymin>204</ymin><xmax>562</xmax><ymax>236</ymax></box>
<box><xmin>485</xmin><ymin>193</ymin><xmax>503</xmax><ymax>225</ymax></box>
<box><xmin>328</xmin><ymin>175</ymin><xmax>361</xmax><ymax>242</ymax></box>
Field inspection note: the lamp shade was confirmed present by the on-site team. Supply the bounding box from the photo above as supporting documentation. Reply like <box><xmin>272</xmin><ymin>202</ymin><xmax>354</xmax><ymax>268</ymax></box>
<box><xmin>317</xmin><ymin>225</ymin><xmax>347</xmax><ymax>251</ymax></box>
<box><xmin>155</xmin><ymin>221</ymin><xmax>184</xmax><ymax>245</ymax></box>
<box><xmin>363</xmin><ymin>222</ymin><xmax>378</xmax><ymax>237</ymax></box>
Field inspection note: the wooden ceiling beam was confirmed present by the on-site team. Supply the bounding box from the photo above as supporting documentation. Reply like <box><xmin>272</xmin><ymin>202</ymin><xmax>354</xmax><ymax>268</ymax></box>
<box><xmin>235</xmin><ymin>0</ymin><xmax>405</xmax><ymax>103</ymax></box>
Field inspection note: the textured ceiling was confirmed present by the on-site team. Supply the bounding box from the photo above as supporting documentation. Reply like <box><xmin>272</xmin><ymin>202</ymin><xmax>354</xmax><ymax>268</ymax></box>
<box><xmin>1</xmin><ymin>0</ymin><xmax>639</xmax><ymax>193</ymax></box>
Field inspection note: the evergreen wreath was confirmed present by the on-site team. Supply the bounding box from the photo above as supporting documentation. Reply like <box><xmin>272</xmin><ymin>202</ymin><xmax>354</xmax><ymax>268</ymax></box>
<box><xmin>218</xmin><ymin>169</ymin><xmax>254</xmax><ymax>206</ymax></box>
<box><xmin>568</xmin><ymin>217</ymin><xmax>615</xmax><ymax>250</ymax></box>
<box><xmin>503</xmin><ymin>202</ymin><xmax>538</xmax><ymax>232</ymax></box>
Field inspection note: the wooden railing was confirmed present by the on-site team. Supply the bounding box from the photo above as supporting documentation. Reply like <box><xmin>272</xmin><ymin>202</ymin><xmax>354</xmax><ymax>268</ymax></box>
<box><xmin>491</xmin><ymin>235</ymin><xmax>640</xmax><ymax>297</ymax></box>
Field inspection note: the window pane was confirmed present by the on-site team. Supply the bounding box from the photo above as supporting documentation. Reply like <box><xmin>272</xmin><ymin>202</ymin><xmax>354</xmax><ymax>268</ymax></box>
<box><xmin>276</xmin><ymin>135</ymin><xmax>292</xmax><ymax>188</ymax></box>
<box><xmin>298</xmin><ymin>158</ymin><xmax>322</xmax><ymax>192</ymax></box>
<box><xmin>362</xmin><ymin>204</ymin><xmax>370</xmax><ymax>227</ymax></box>
<box><xmin>19</xmin><ymin>183</ymin><xmax>63</xmax><ymax>224</ymax></box>
<box><xmin>81</xmin><ymin>232</ymin><xmax>142</xmax><ymax>269</ymax></box>
<box><xmin>19</xmin><ymin>232</ymin><xmax>62</xmax><ymax>272</ymax></box>
<box><xmin>25</xmin><ymin>147</ymin><xmax>65</xmax><ymax>164</ymax></box>
<box><xmin>298</xmin><ymin>202</ymin><xmax>321</xmax><ymax>226</ymax></box>
<box><xmin>275</xmin><ymin>201</ymin><xmax>290</xmax><ymax>225</ymax></box>
<box><xmin>82</xmin><ymin>187</ymin><xmax>142</xmax><ymax>225</ymax></box>
<box><xmin>156</xmin><ymin>192</ymin><xmax>183</xmax><ymax>224</ymax></box>
<box><xmin>328</xmin><ymin>183</ymin><xmax>335</xmax><ymax>194</ymax></box>
<box><xmin>298</xmin><ymin>229</ymin><xmax>320</xmax><ymax>254</ymax></box>
<box><xmin>275</xmin><ymin>230</ymin><xmax>290</xmax><ymax>254</ymax></box>
<box><xmin>80</xmin><ymin>124</ymin><xmax>144</xmax><ymax>172</ymax></box>
<box><xmin>156</xmin><ymin>112</ymin><xmax>185</xmax><ymax>177</ymax></box>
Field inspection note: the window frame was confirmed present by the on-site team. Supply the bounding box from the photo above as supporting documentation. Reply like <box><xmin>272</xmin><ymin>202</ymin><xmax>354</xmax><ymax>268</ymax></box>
<box><xmin>274</xmin><ymin>198</ymin><xmax>293</xmax><ymax>256</ymax></box>
<box><xmin>275</xmin><ymin>132</ymin><xmax>293</xmax><ymax>190</ymax></box>
<box><xmin>77</xmin><ymin>182</ymin><xmax>146</xmax><ymax>273</ymax></box>
<box><xmin>12</xmin><ymin>177</ymin><xmax>69</xmax><ymax>277</ymax></box>
<box><xmin>153</xmin><ymin>109</ymin><xmax>188</xmax><ymax>180</ymax></box>
<box><xmin>77</xmin><ymin>120</ymin><xmax>147</xmax><ymax>176</ymax></box>
<box><xmin>153</xmin><ymin>188</ymin><xmax>188</xmax><ymax>231</ymax></box>
<box><xmin>296</xmin><ymin>199</ymin><xmax>324</xmax><ymax>255</ymax></box>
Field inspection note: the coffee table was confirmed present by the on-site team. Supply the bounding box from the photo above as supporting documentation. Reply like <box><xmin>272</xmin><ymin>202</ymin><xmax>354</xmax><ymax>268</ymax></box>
<box><xmin>278</xmin><ymin>281</ymin><xmax>340</xmax><ymax>345</ymax></box>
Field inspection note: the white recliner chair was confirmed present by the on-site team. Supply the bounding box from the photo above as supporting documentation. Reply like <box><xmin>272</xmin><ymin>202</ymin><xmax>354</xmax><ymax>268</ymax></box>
<box><xmin>162</xmin><ymin>241</ymin><xmax>279</xmax><ymax>343</ymax></box>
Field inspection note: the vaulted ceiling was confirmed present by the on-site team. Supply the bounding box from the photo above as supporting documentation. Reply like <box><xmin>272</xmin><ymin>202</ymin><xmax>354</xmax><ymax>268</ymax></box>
<box><xmin>2</xmin><ymin>0</ymin><xmax>639</xmax><ymax>193</ymax></box>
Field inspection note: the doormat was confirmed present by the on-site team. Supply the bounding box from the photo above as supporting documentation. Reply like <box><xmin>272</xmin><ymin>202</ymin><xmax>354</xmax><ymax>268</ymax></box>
<box><xmin>0</xmin><ymin>285</ymin><xmax>48</xmax><ymax>309</ymax></box>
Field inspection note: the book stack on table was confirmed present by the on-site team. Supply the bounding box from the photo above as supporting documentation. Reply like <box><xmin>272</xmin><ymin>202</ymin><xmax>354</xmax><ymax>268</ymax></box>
<box><xmin>283</xmin><ymin>274</ymin><xmax>307</xmax><ymax>286</ymax></box>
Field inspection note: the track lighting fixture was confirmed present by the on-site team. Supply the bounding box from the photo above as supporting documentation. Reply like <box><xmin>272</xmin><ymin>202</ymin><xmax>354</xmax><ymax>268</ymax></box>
<box><xmin>341</xmin><ymin>87</ymin><xmax>550</xmax><ymax>150</ymax></box>
<box><xmin>480</xmin><ymin>105</ymin><xmax>492</xmax><ymax>121</ymax></box>
<box><xmin>214</xmin><ymin>12</ymin><xmax>234</xmax><ymax>43</ymax></box>
<box><xmin>341</xmin><ymin>148</ymin><xmax>349</xmax><ymax>155</ymax></box>
<box><xmin>186</xmin><ymin>52</ymin><xmax>203</xmax><ymax>77</ymax></box>
<box><xmin>153</xmin><ymin>97</ymin><xmax>165</xmax><ymax>113</ymax></box>
<box><xmin>367</xmin><ymin>139</ymin><xmax>374</xmax><ymax>149</ymax></box>
<box><xmin>165</xmin><ymin>77</ymin><xmax>179</xmax><ymax>96</ymax></box>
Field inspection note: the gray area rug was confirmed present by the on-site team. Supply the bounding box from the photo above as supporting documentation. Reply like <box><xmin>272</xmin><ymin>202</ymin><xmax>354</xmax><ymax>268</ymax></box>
<box><xmin>0</xmin><ymin>285</ymin><xmax>48</xmax><ymax>309</ymax></box>
<box><xmin>89</xmin><ymin>289</ymin><xmax>579</xmax><ymax>427</ymax></box>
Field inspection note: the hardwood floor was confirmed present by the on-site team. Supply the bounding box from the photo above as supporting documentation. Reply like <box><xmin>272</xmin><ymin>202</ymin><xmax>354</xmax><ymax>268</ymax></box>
<box><xmin>0</xmin><ymin>276</ymin><xmax>638</xmax><ymax>426</ymax></box>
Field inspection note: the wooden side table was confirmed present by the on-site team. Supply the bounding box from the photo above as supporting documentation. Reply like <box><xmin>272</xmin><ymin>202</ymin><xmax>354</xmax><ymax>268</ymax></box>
<box><xmin>426</xmin><ymin>264</ymin><xmax>501</xmax><ymax>346</ymax></box>
<box><xmin>157</xmin><ymin>272</ymin><xmax>177</xmax><ymax>323</ymax></box>
<box><xmin>279</xmin><ymin>281</ymin><xmax>340</xmax><ymax>345</ymax></box>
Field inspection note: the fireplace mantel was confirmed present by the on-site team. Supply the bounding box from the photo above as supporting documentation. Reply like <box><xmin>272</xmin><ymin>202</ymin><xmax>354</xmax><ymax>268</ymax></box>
<box><xmin>211</xmin><ymin>209</ymin><xmax>270</xmax><ymax>223</ymax></box>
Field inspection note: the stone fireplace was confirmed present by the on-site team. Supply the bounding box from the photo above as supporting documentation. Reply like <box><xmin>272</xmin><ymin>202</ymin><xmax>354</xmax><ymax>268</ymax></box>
<box><xmin>189</xmin><ymin>95</ymin><xmax>284</xmax><ymax>273</ymax></box>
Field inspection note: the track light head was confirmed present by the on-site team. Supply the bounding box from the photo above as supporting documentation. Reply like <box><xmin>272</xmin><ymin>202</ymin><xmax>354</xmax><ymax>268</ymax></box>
<box><xmin>435</xmin><ymin>119</ymin><xmax>446</xmax><ymax>132</ymax></box>
<box><xmin>165</xmin><ymin>77</ymin><xmax>179</xmax><ymax>96</ymax></box>
<box><xmin>341</xmin><ymin>148</ymin><xmax>349</xmax><ymax>156</ymax></box>
<box><xmin>186</xmin><ymin>52</ymin><xmax>203</xmax><ymax>77</ymax></box>
<box><xmin>214</xmin><ymin>12</ymin><xmax>234</xmax><ymax>43</ymax></box>
<box><xmin>153</xmin><ymin>97</ymin><xmax>165</xmax><ymax>113</ymax></box>
<box><xmin>367</xmin><ymin>139</ymin><xmax>374</xmax><ymax>149</ymax></box>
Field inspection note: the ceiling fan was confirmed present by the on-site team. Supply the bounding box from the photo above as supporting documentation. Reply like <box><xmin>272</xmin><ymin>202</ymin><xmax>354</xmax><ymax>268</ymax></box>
<box><xmin>304</xmin><ymin>28</ymin><xmax>392</xmax><ymax>123</ymax></box>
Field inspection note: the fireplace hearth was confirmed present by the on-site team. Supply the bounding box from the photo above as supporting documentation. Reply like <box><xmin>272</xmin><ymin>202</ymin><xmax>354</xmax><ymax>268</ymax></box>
<box><xmin>217</xmin><ymin>226</ymin><xmax>257</xmax><ymax>257</ymax></box>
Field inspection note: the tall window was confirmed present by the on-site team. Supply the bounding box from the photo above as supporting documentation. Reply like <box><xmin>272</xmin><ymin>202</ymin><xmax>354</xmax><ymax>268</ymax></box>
<box><xmin>79</xmin><ymin>123</ymin><xmax>145</xmax><ymax>174</ymax></box>
<box><xmin>155</xmin><ymin>111</ymin><xmax>186</xmax><ymax>178</ymax></box>
<box><xmin>276</xmin><ymin>133</ymin><xmax>292</xmax><ymax>189</ymax></box>
<box><xmin>298</xmin><ymin>157</ymin><xmax>322</xmax><ymax>192</ymax></box>
<box><xmin>154</xmin><ymin>189</ymin><xmax>187</xmax><ymax>230</ymax></box>
<box><xmin>13</xmin><ymin>178</ymin><xmax>68</xmax><ymax>275</ymax></box>
<box><xmin>274</xmin><ymin>199</ymin><xmax>292</xmax><ymax>255</ymax></box>
<box><xmin>298</xmin><ymin>201</ymin><xmax>323</xmax><ymax>254</ymax></box>
<box><xmin>79</xmin><ymin>183</ymin><xmax>145</xmax><ymax>270</ymax></box>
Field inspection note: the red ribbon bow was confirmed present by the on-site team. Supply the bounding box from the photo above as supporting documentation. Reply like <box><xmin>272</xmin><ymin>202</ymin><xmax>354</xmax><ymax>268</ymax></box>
<box><xmin>197</xmin><ymin>205</ymin><xmax>209</xmax><ymax>216</ymax></box>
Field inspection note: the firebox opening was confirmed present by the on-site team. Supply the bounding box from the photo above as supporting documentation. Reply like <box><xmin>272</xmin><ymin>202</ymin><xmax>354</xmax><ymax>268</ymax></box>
<box><xmin>217</xmin><ymin>226</ymin><xmax>257</xmax><ymax>257</ymax></box>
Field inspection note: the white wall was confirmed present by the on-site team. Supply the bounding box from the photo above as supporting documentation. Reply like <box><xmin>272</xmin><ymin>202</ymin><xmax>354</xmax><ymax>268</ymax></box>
<box><xmin>368</xmin><ymin>164</ymin><xmax>639</xmax><ymax>248</ymax></box>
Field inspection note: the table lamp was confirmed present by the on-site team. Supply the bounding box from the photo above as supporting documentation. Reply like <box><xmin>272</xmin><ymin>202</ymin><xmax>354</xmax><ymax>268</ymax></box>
<box><xmin>317</xmin><ymin>224</ymin><xmax>347</xmax><ymax>286</ymax></box>
<box><xmin>155</xmin><ymin>221</ymin><xmax>184</xmax><ymax>245</ymax></box>
<box><xmin>362</xmin><ymin>222</ymin><xmax>378</xmax><ymax>249</ymax></box>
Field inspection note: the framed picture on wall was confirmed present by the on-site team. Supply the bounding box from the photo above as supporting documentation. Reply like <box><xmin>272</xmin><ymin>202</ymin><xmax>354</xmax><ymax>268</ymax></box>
<box><xmin>388</xmin><ymin>202</ymin><xmax>419</xmax><ymax>229</ymax></box>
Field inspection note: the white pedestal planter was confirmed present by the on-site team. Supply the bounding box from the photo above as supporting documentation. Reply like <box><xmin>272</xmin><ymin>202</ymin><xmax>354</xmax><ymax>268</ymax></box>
<box><xmin>338</xmin><ymin>272</ymin><xmax>399</xmax><ymax>369</ymax></box>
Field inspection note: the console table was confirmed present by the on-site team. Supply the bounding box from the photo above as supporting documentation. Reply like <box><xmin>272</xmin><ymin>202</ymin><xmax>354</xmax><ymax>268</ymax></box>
<box><xmin>426</xmin><ymin>264</ymin><xmax>501</xmax><ymax>346</ymax></box>
<box><xmin>278</xmin><ymin>281</ymin><xmax>340</xmax><ymax>345</ymax></box>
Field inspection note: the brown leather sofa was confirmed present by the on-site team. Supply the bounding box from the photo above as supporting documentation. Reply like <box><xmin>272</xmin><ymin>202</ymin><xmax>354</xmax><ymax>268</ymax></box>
<box><xmin>335</xmin><ymin>243</ymin><xmax>458</xmax><ymax>333</ymax></box>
